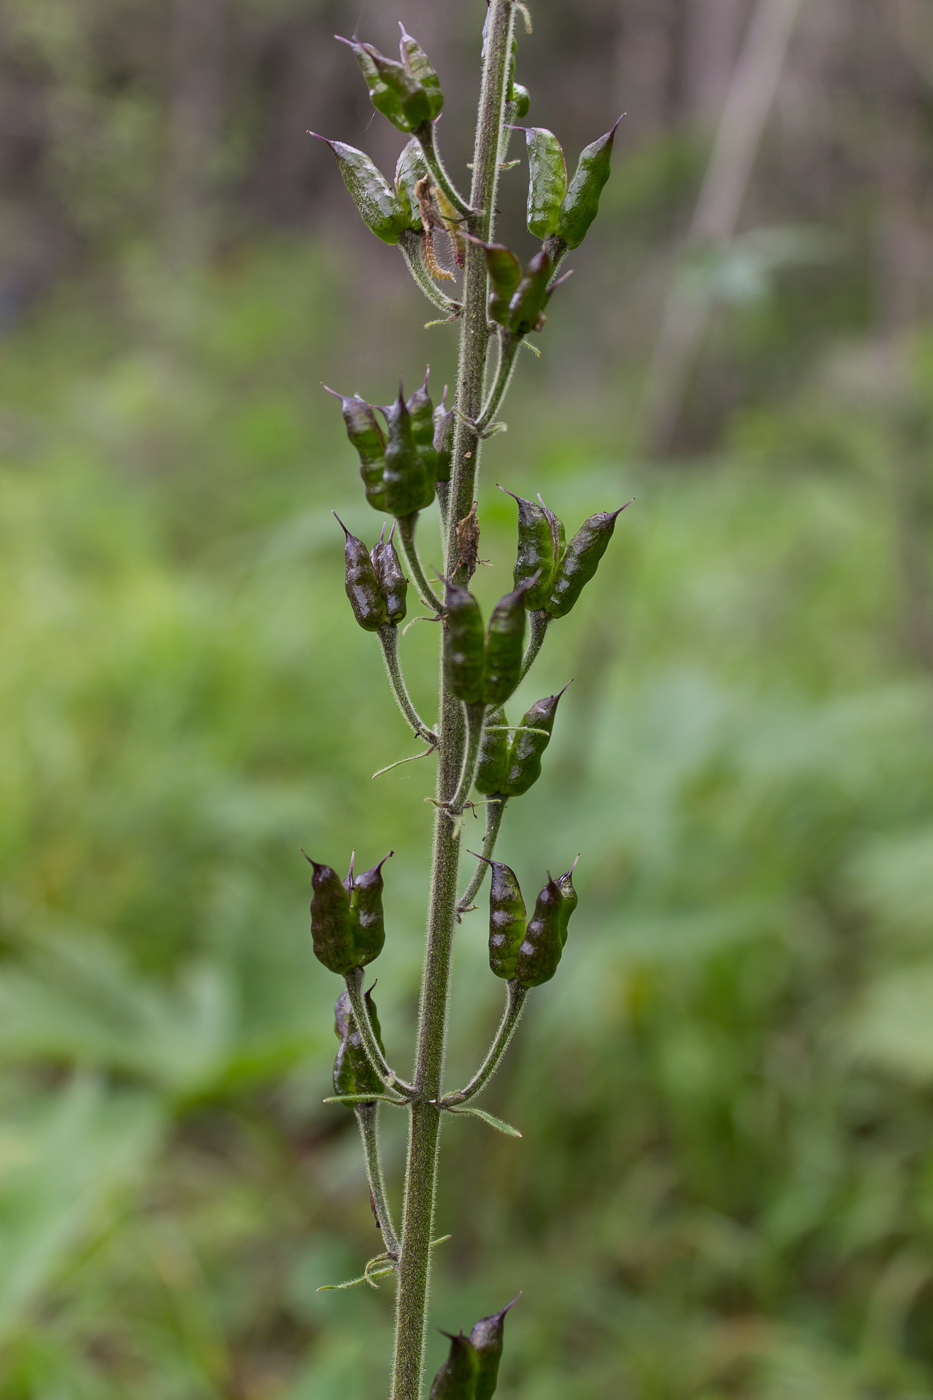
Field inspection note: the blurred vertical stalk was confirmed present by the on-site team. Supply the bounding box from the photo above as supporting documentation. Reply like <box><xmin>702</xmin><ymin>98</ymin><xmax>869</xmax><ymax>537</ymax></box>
<box><xmin>390</xmin><ymin>5</ymin><xmax>516</xmax><ymax>1398</ymax></box>
<box><xmin>638</xmin><ymin>0</ymin><xmax>803</xmax><ymax>455</ymax></box>
<box><xmin>164</xmin><ymin>0</ymin><xmax>226</xmax><ymax>272</ymax></box>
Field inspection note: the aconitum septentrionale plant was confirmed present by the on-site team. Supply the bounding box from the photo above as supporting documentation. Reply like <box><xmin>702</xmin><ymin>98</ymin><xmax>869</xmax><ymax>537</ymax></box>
<box><xmin>307</xmin><ymin>5</ymin><xmax>625</xmax><ymax>1395</ymax></box>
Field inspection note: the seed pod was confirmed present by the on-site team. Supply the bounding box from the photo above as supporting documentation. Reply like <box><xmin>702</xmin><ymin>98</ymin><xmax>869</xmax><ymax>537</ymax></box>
<box><xmin>513</xmin><ymin>872</ymin><xmax>565</xmax><ymax>987</ymax></box>
<box><xmin>509</xmin><ymin>82</ymin><xmax>530</xmax><ymax>119</ymax></box>
<box><xmin>507</xmin><ymin>248</ymin><xmax>553</xmax><ymax>336</ymax></box>
<box><xmin>395</xmin><ymin>137</ymin><xmax>430</xmax><ymax>226</ymax></box>
<box><xmin>312</xmin><ymin>136</ymin><xmax>414</xmax><ymax>244</ymax></box>
<box><xmin>382</xmin><ymin>387</ymin><xmax>435</xmax><ymax>516</ymax></box>
<box><xmin>429</xmin><ymin>1332</ymin><xmax>480</xmax><ymax>1399</ymax></box>
<box><xmin>333</xmin><ymin>986</ymin><xmax>385</xmax><ymax>1102</ymax></box>
<box><xmin>482</xmin><ymin>242</ymin><xmax>522</xmax><ymax>327</ymax></box>
<box><xmin>443</xmin><ymin>580</ymin><xmax>485</xmax><ymax>705</ymax></box>
<box><xmin>433</xmin><ymin>396</ymin><xmax>454</xmax><ymax>484</ymax></box>
<box><xmin>524</xmin><ymin>127</ymin><xmax>567</xmax><ymax>239</ymax></box>
<box><xmin>557</xmin><ymin>116</ymin><xmax>623</xmax><ymax>250</ymax></box>
<box><xmin>474</xmin><ymin>706</ymin><xmax>510</xmax><ymax>797</ymax></box>
<box><xmin>406</xmin><ymin>368</ymin><xmax>439</xmax><ymax>483</ymax></box>
<box><xmin>371</xmin><ymin>524</ymin><xmax>409</xmax><ymax>625</ymax></box>
<box><xmin>555</xmin><ymin>858</ymin><xmax>579</xmax><ymax>948</ymax></box>
<box><xmin>482</xmin><ymin>582</ymin><xmax>532</xmax><ymax>706</ymax></box>
<box><xmin>335</xmin><ymin>514</ymin><xmax>387</xmax><ymax>632</ymax></box>
<box><xmin>345</xmin><ymin>851</ymin><xmax>393</xmax><ymax>968</ymax></box>
<box><xmin>398</xmin><ymin>26</ymin><xmax>444</xmax><ymax>120</ymax></box>
<box><xmin>482</xmin><ymin>859</ymin><xmax>526</xmax><ymax>980</ymax></box>
<box><xmin>326</xmin><ymin>389</ymin><xmax>388</xmax><ymax>510</ymax></box>
<box><xmin>503</xmin><ymin>487</ymin><xmax>557</xmax><ymax>610</ymax></box>
<box><xmin>470</xmin><ymin>1296</ymin><xmax>519</xmax><ymax>1400</ymax></box>
<box><xmin>545</xmin><ymin>504</ymin><xmax>630</xmax><ymax>618</ymax></box>
<box><xmin>307</xmin><ymin>859</ymin><xmax>359</xmax><ymax>975</ymax></box>
<box><xmin>502</xmin><ymin>685</ymin><xmax>569</xmax><ymax>797</ymax></box>
<box><xmin>339</xmin><ymin>37</ymin><xmax>435</xmax><ymax>133</ymax></box>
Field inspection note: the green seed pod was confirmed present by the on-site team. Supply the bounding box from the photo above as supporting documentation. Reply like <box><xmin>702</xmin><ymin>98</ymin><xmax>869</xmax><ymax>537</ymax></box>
<box><xmin>371</xmin><ymin>524</ymin><xmax>408</xmax><ymax>625</ymax></box>
<box><xmin>478</xmin><ymin>858</ymin><xmax>526</xmax><ymax>980</ymax></box>
<box><xmin>325</xmin><ymin>388</ymin><xmax>387</xmax><ymax>510</ymax></box>
<box><xmin>311</xmin><ymin>135</ymin><xmax>414</xmax><ymax>244</ymax></box>
<box><xmin>524</xmin><ymin>128</ymin><xmax>568</xmax><ymax>239</ymax></box>
<box><xmin>406</xmin><ymin>368</ymin><xmax>439</xmax><ymax>484</ymax></box>
<box><xmin>482</xmin><ymin>242</ymin><xmax>522</xmax><ymax>327</ymax></box>
<box><xmin>507</xmin><ymin>248</ymin><xmax>553</xmax><ymax>336</ymax></box>
<box><xmin>345</xmin><ymin>851</ymin><xmax>393</xmax><ymax>967</ymax></box>
<box><xmin>443</xmin><ymin>580</ymin><xmax>486</xmax><ymax>705</ymax></box>
<box><xmin>395</xmin><ymin>137</ymin><xmax>430</xmax><ymax>226</ymax></box>
<box><xmin>429</xmin><ymin>1332</ymin><xmax>480</xmax><ymax>1399</ymax></box>
<box><xmin>509</xmin><ymin>82</ymin><xmax>530</xmax><ymax>120</ymax></box>
<box><xmin>307</xmin><ymin>858</ymin><xmax>359</xmax><ymax>975</ymax></box>
<box><xmin>334</xmin><ymin>514</ymin><xmax>387</xmax><ymax>632</ymax></box>
<box><xmin>482</xmin><ymin>581</ymin><xmax>533</xmax><ymax>706</ymax></box>
<box><xmin>557</xmin><ymin>116</ymin><xmax>623</xmax><ymax>250</ymax></box>
<box><xmin>474</xmin><ymin>706</ymin><xmax>510</xmax><ymax>797</ymax></box>
<box><xmin>545</xmin><ymin>503</ymin><xmax>630</xmax><ymax>618</ymax></box>
<box><xmin>502</xmin><ymin>487</ymin><xmax>557</xmax><ymax>610</ymax></box>
<box><xmin>502</xmin><ymin>684</ymin><xmax>569</xmax><ymax>797</ymax></box>
<box><xmin>470</xmin><ymin>1296</ymin><xmax>519</xmax><ymax>1400</ymax></box>
<box><xmin>513</xmin><ymin>872</ymin><xmax>565</xmax><ymax>988</ymax></box>
<box><xmin>339</xmin><ymin>37</ymin><xmax>434</xmax><ymax>133</ymax></box>
<box><xmin>381</xmin><ymin>387</ymin><xmax>435</xmax><ymax>516</ymax></box>
<box><xmin>433</xmin><ymin>396</ymin><xmax>454</xmax><ymax>484</ymax></box>
<box><xmin>555</xmin><ymin>858</ymin><xmax>579</xmax><ymax>948</ymax></box>
<box><xmin>333</xmin><ymin>986</ymin><xmax>385</xmax><ymax>1102</ymax></box>
<box><xmin>398</xmin><ymin>25</ymin><xmax>444</xmax><ymax>120</ymax></box>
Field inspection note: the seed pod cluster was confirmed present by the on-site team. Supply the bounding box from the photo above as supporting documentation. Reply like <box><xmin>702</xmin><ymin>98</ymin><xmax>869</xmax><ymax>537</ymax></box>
<box><xmin>311</xmin><ymin>136</ymin><xmax>418</xmax><ymax>245</ymax></box>
<box><xmin>429</xmin><ymin>1298</ymin><xmax>517</xmax><ymax>1399</ymax></box>
<box><xmin>522</xmin><ymin>117</ymin><xmax>623</xmax><ymax>250</ymax></box>
<box><xmin>505</xmin><ymin>489</ymin><xmax>631</xmax><ymax>620</ymax></box>
<box><xmin>443</xmin><ymin>580</ymin><xmax>534</xmax><ymax>709</ymax></box>
<box><xmin>339</xmin><ymin>28</ymin><xmax>443</xmax><ymax>134</ymax></box>
<box><xmin>482</xmin><ymin>859</ymin><xmax>578</xmax><ymax>986</ymax></box>
<box><xmin>307</xmin><ymin>851</ymin><xmax>392</xmax><ymax>975</ymax></box>
<box><xmin>481</xmin><ymin>243</ymin><xmax>564</xmax><ymax>337</ymax></box>
<box><xmin>474</xmin><ymin>686</ymin><xmax>569</xmax><ymax>798</ymax></box>
<box><xmin>333</xmin><ymin>986</ymin><xmax>385</xmax><ymax>1102</ymax></box>
<box><xmin>334</xmin><ymin>516</ymin><xmax>408</xmax><ymax>629</ymax></box>
<box><xmin>327</xmin><ymin>372</ymin><xmax>445</xmax><ymax>518</ymax></box>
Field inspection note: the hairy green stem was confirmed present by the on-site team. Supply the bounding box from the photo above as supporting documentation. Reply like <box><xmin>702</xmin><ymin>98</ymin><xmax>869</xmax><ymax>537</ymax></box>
<box><xmin>399</xmin><ymin>229</ymin><xmax>462</xmax><ymax>316</ymax></box>
<box><xmin>477</xmin><ymin>332</ymin><xmax>520</xmax><ymax>432</ymax></box>
<box><xmin>457</xmin><ymin>797</ymin><xmax>507</xmax><ymax>914</ymax></box>
<box><xmin>378</xmin><ymin>626</ymin><xmax>438</xmax><ymax>747</ymax></box>
<box><xmin>356</xmin><ymin>1104</ymin><xmax>401</xmax><ymax>1260</ymax></box>
<box><xmin>396</xmin><ymin>513</ymin><xmax>445</xmax><ymax>615</ymax></box>
<box><xmin>519</xmin><ymin>608</ymin><xmax>551</xmax><ymax>682</ymax></box>
<box><xmin>446</xmin><ymin>702</ymin><xmax>486</xmax><ymax>816</ymax></box>
<box><xmin>417</xmin><ymin>123</ymin><xmax>471</xmax><ymax>218</ymax></box>
<box><xmin>391</xmin><ymin>7</ymin><xmax>516</xmax><ymax>1397</ymax></box>
<box><xmin>345</xmin><ymin>968</ymin><xmax>416</xmax><ymax>1100</ymax></box>
<box><xmin>441</xmin><ymin>982</ymin><xmax>528</xmax><ymax>1107</ymax></box>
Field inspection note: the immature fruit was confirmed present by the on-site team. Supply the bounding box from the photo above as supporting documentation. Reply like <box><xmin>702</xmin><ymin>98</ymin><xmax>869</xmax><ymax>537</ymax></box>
<box><xmin>333</xmin><ymin>986</ymin><xmax>385</xmax><ymax>1102</ymax></box>
<box><xmin>484</xmin><ymin>859</ymin><xmax>527</xmax><ymax>981</ymax></box>
<box><xmin>524</xmin><ymin>127</ymin><xmax>567</xmax><ymax>239</ymax></box>
<box><xmin>470</xmin><ymin>1296</ymin><xmax>519</xmax><ymax>1400</ymax></box>
<box><xmin>312</xmin><ymin>136</ymin><xmax>415</xmax><ymax>244</ymax></box>
<box><xmin>371</xmin><ymin>525</ymin><xmax>409</xmax><ymax>625</ymax></box>
<box><xmin>557</xmin><ymin>116</ymin><xmax>623</xmax><ymax>250</ymax></box>
<box><xmin>502</xmin><ymin>686</ymin><xmax>568</xmax><ymax>797</ymax></box>
<box><xmin>545</xmin><ymin>504</ymin><xmax>631</xmax><ymax>619</ymax></box>
<box><xmin>335</xmin><ymin>515</ymin><xmax>386</xmax><ymax>632</ymax></box>
<box><xmin>513</xmin><ymin>865</ymin><xmax>578</xmax><ymax>988</ymax></box>
<box><xmin>474</xmin><ymin>707</ymin><xmax>509</xmax><ymax>797</ymax></box>
<box><xmin>482</xmin><ymin>582</ymin><xmax>532</xmax><ymax>706</ymax></box>
<box><xmin>443</xmin><ymin>581</ymin><xmax>485</xmax><ymax>705</ymax></box>
<box><xmin>429</xmin><ymin>1332</ymin><xmax>479</xmax><ymax>1399</ymax></box>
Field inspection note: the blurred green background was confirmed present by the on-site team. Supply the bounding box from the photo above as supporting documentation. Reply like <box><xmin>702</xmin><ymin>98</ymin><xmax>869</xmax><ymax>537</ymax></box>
<box><xmin>2</xmin><ymin>0</ymin><xmax>933</xmax><ymax>1395</ymax></box>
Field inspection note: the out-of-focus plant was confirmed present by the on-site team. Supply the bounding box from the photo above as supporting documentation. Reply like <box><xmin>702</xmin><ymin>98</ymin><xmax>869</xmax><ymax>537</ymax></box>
<box><xmin>310</xmin><ymin>6</ymin><xmax>624</xmax><ymax>1394</ymax></box>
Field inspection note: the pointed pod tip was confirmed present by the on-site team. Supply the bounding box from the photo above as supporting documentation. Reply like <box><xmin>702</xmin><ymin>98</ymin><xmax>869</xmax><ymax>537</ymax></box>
<box><xmin>331</xmin><ymin>510</ymin><xmax>351</xmax><ymax>538</ymax></box>
<box><xmin>467</xmin><ymin>849</ymin><xmax>494</xmax><ymax>867</ymax></box>
<box><xmin>610</xmin><ymin>497</ymin><xmax>636</xmax><ymax>521</ymax></box>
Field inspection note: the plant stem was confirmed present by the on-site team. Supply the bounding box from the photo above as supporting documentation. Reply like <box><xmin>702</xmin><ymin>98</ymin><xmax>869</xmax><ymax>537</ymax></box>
<box><xmin>441</xmin><ymin>982</ymin><xmax>527</xmax><ymax>1107</ymax></box>
<box><xmin>345</xmin><ymin>968</ymin><xmax>417</xmax><ymax>1099</ymax></box>
<box><xmin>457</xmin><ymin>797</ymin><xmax>507</xmax><ymax>913</ymax></box>
<box><xmin>417</xmin><ymin>123</ymin><xmax>471</xmax><ymax>218</ymax></box>
<box><xmin>519</xmin><ymin>608</ymin><xmax>550</xmax><ymax>681</ymax></box>
<box><xmin>477</xmin><ymin>332</ymin><xmax>520</xmax><ymax>433</ymax></box>
<box><xmin>396</xmin><ymin>513</ymin><xmax>445</xmax><ymax>615</ymax></box>
<box><xmin>446</xmin><ymin>702</ymin><xmax>486</xmax><ymax>816</ymax></box>
<box><xmin>378</xmin><ymin>626</ymin><xmax>438</xmax><ymax>747</ymax></box>
<box><xmin>356</xmin><ymin>1104</ymin><xmax>400</xmax><ymax>1259</ymax></box>
<box><xmin>391</xmin><ymin>7</ymin><xmax>516</xmax><ymax>1398</ymax></box>
<box><xmin>399</xmin><ymin>230</ymin><xmax>462</xmax><ymax>316</ymax></box>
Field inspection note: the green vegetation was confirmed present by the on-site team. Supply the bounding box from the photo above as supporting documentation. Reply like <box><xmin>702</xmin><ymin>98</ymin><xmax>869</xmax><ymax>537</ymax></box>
<box><xmin>0</xmin><ymin>228</ymin><xmax>931</xmax><ymax>1394</ymax></box>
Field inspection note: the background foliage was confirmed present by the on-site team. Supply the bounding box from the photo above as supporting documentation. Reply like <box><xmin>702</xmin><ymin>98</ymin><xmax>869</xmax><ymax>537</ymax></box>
<box><xmin>2</xmin><ymin>0</ymin><xmax>933</xmax><ymax>1395</ymax></box>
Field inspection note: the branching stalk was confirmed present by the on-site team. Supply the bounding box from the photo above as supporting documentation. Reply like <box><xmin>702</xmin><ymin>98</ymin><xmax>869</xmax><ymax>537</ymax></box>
<box><xmin>378</xmin><ymin>625</ymin><xmax>438</xmax><ymax>747</ymax></box>
<box><xmin>399</xmin><ymin>230</ymin><xmax>462</xmax><ymax>316</ymax></box>
<box><xmin>441</xmin><ymin>981</ymin><xmax>528</xmax><ymax>1107</ymax></box>
<box><xmin>416</xmin><ymin>123</ymin><xmax>472</xmax><ymax>218</ymax></box>
<box><xmin>345</xmin><ymin>967</ymin><xmax>417</xmax><ymax>1100</ymax></box>
<box><xmin>395</xmin><ymin>512</ymin><xmax>445</xmax><ymax>615</ymax></box>
<box><xmin>457</xmin><ymin>797</ymin><xmax>507</xmax><ymax>913</ymax></box>
<box><xmin>446</xmin><ymin>702</ymin><xmax>487</xmax><ymax>817</ymax></box>
<box><xmin>519</xmin><ymin>608</ymin><xmax>551</xmax><ymax>682</ymax></box>
<box><xmin>391</xmin><ymin>7</ymin><xmax>517</xmax><ymax>1398</ymax></box>
<box><xmin>356</xmin><ymin>1104</ymin><xmax>401</xmax><ymax>1260</ymax></box>
<box><xmin>477</xmin><ymin>332</ymin><xmax>520</xmax><ymax>433</ymax></box>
